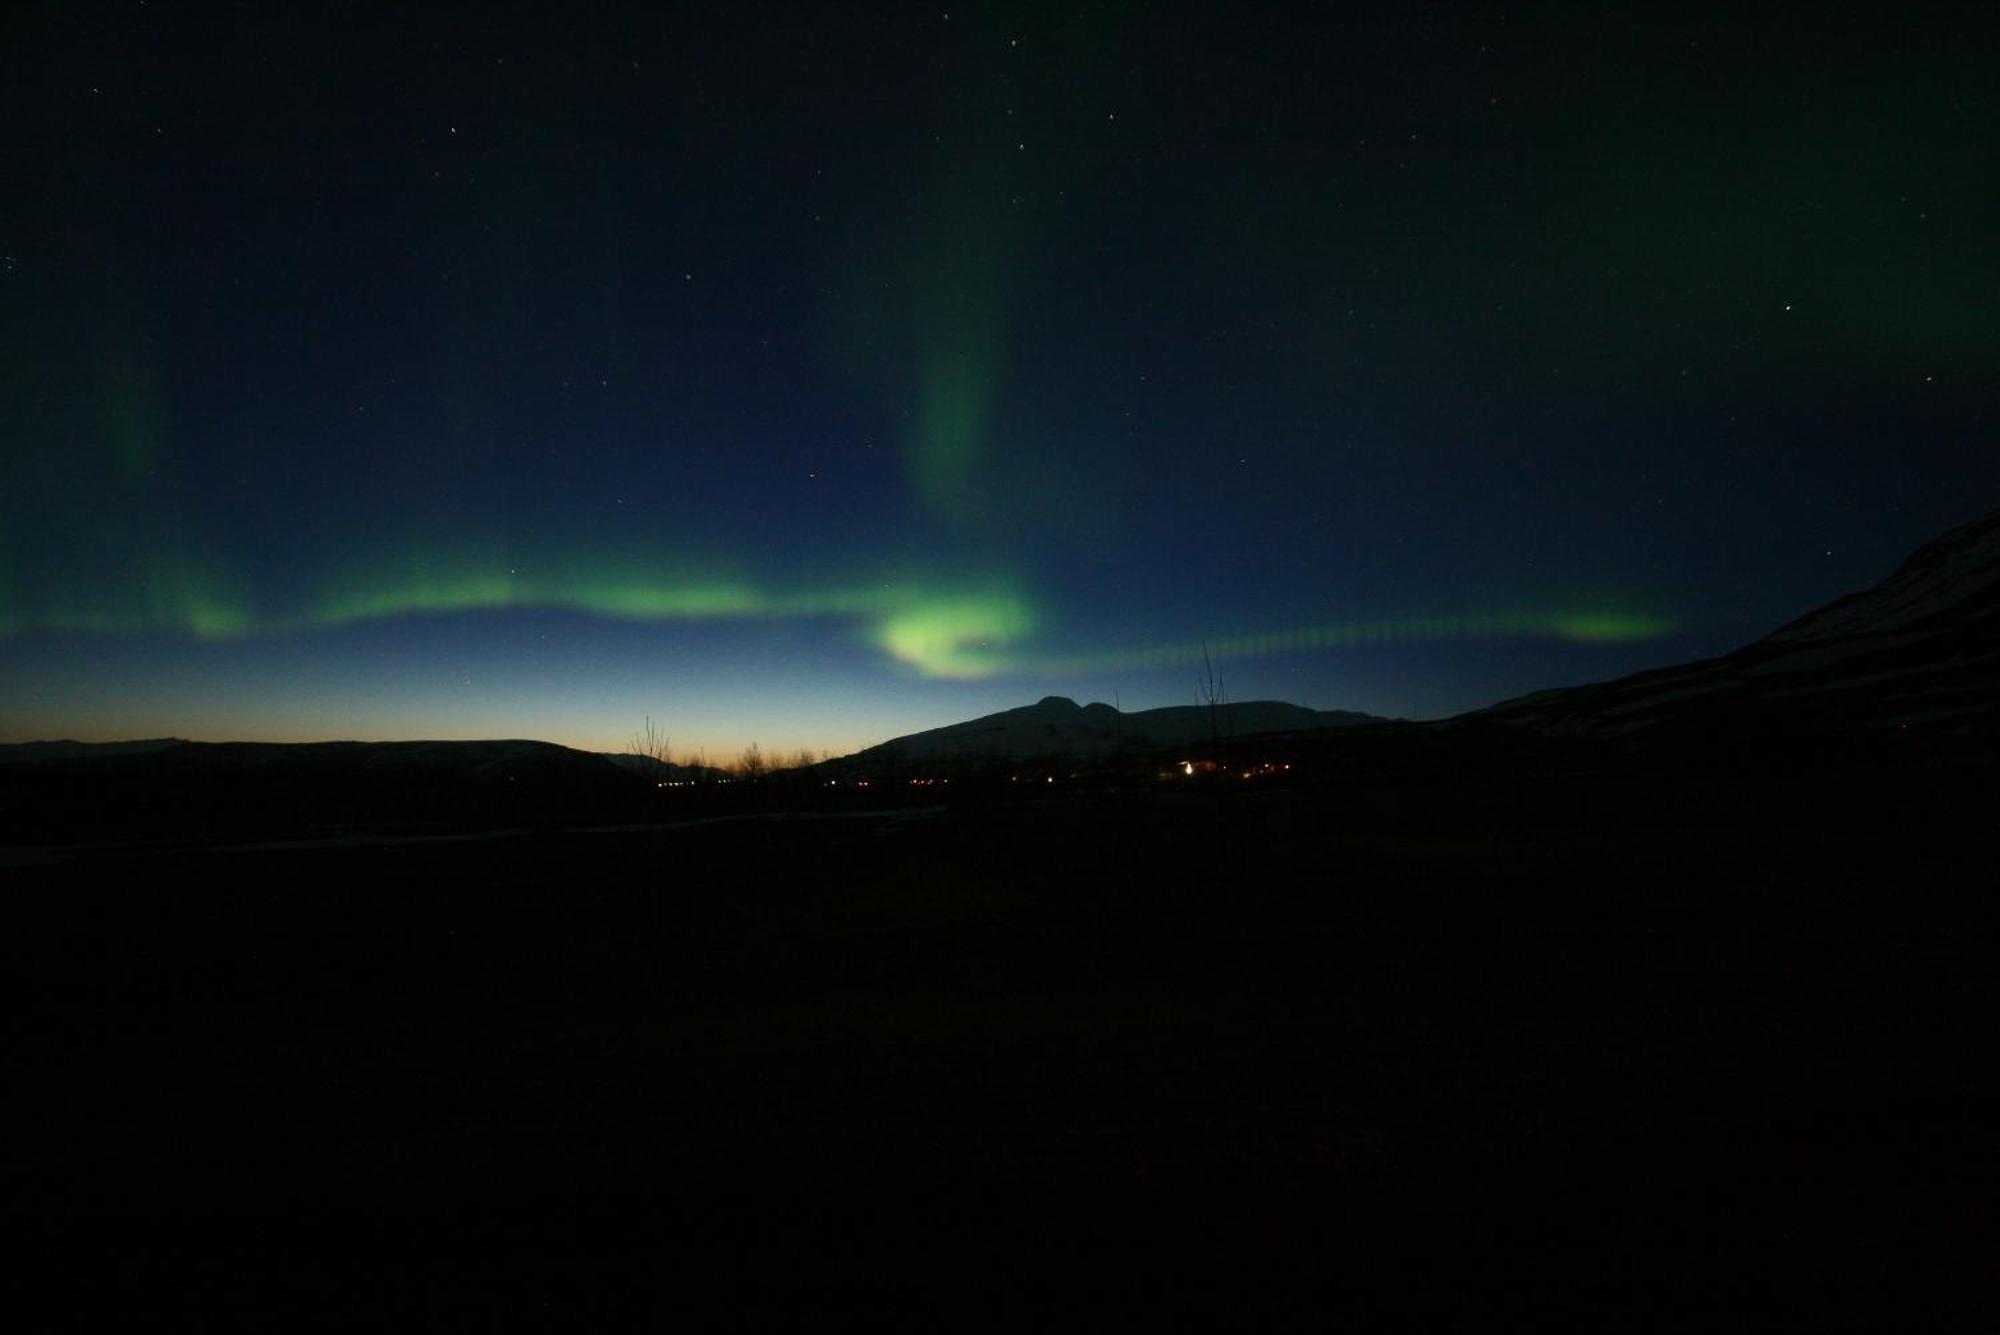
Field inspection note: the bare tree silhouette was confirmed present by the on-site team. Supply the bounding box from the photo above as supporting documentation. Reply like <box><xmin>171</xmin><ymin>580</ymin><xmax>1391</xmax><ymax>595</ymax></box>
<box><xmin>1198</xmin><ymin>642</ymin><xmax>1226</xmax><ymax>750</ymax></box>
<box><xmin>630</xmin><ymin>716</ymin><xmax>673</xmax><ymax>777</ymax></box>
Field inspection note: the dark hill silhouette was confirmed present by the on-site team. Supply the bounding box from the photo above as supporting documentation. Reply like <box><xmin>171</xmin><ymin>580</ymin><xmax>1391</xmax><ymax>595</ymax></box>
<box><xmin>598</xmin><ymin>752</ymin><xmax>730</xmax><ymax>784</ymax></box>
<box><xmin>826</xmin><ymin>694</ymin><xmax>1385</xmax><ymax>774</ymax></box>
<box><xmin>0</xmin><ymin>738</ymin><xmax>185</xmax><ymax>763</ymax></box>
<box><xmin>0</xmin><ymin>739</ymin><xmax>648</xmax><ymax>843</ymax></box>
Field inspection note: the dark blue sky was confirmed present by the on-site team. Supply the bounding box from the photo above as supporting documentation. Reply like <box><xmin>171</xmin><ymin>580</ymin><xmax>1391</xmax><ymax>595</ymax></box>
<box><xmin>3</xmin><ymin>2</ymin><xmax>1993</xmax><ymax>755</ymax></box>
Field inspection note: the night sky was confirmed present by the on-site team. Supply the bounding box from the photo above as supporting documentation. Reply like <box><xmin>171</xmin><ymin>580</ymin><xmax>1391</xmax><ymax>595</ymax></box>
<box><xmin>4</xmin><ymin>2</ymin><xmax>1993</xmax><ymax>757</ymax></box>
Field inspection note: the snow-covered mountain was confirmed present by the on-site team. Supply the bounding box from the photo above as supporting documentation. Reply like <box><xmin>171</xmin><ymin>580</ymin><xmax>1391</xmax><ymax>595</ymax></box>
<box><xmin>1474</xmin><ymin>508</ymin><xmax>2000</xmax><ymax>739</ymax></box>
<box><xmin>833</xmin><ymin>695</ymin><xmax>1386</xmax><ymax>771</ymax></box>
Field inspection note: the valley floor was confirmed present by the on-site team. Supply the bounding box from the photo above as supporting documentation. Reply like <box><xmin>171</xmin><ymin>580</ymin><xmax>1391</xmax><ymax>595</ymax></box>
<box><xmin>3</xmin><ymin>763</ymin><xmax>1991</xmax><ymax>1330</ymax></box>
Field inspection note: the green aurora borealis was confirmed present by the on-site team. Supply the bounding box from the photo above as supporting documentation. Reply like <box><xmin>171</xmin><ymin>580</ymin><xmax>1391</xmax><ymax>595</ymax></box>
<box><xmin>2</xmin><ymin>3</ymin><xmax>1992</xmax><ymax>752</ymax></box>
<box><xmin>0</xmin><ymin>493</ymin><xmax>1674</xmax><ymax>683</ymax></box>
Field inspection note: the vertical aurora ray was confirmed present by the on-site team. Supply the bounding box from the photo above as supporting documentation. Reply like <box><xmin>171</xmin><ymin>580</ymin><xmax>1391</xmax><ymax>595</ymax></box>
<box><xmin>0</xmin><ymin>272</ymin><xmax>255</xmax><ymax>638</ymax></box>
<box><xmin>102</xmin><ymin>349</ymin><xmax>163</xmax><ymax>483</ymax></box>
<box><xmin>904</xmin><ymin>184</ymin><xmax>1020</xmax><ymax>526</ymax></box>
<box><xmin>839</xmin><ymin>6</ymin><xmax>1119</xmax><ymax>533</ymax></box>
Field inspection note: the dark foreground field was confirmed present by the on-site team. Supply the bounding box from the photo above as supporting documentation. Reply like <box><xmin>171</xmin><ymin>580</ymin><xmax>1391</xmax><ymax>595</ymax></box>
<box><xmin>4</xmin><ymin>760</ymin><xmax>1993</xmax><ymax>1330</ymax></box>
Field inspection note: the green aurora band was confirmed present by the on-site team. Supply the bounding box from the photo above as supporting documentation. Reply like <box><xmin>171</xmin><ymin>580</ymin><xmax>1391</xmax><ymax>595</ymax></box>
<box><xmin>1019</xmin><ymin>612</ymin><xmax>1680</xmax><ymax>678</ymax></box>
<box><xmin>2</xmin><ymin>279</ymin><xmax>1681</xmax><ymax>676</ymax></box>
<box><xmin>0</xmin><ymin>557</ymin><xmax>1674</xmax><ymax>681</ymax></box>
